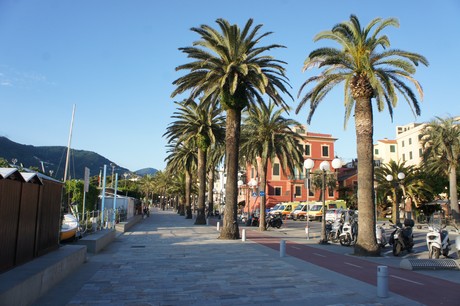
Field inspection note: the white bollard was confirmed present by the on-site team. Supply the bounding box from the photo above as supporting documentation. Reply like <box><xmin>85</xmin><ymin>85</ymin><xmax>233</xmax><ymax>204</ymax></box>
<box><xmin>206</xmin><ymin>217</ymin><xmax>209</xmax><ymax>225</ymax></box>
<box><xmin>217</xmin><ymin>222</ymin><xmax>220</xmax><ymax>231</ymax></box>
<box><xmin>242</xmin><ymin>229</ymin><xmax>246</xmax><ymax>242</ymax></box>
<box><xmin>305</xmin><ymin>225</ymin><xmax>310</xmax><ymax>240</ymax></box>
<box><xmin>280</xmin><ymin>240</ymin><xmax>286</xmax><ymax>257</ymax></box>
<box><xmin>377</xmin><ymin>266</ymin><xmax>389</xmax><ymax>298</ymax></box>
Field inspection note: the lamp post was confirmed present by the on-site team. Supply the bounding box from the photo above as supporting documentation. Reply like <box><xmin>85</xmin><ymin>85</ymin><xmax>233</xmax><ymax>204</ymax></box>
<box><xmin>303</xmin><ymin>158</ymin><xmax>314</xmax><ymax>239</ymax></box>
<box><xmin>318</xmin><ymin>158</ymin><xmax>342</xmax><ymax>244</ymax></box>
<box><xmin>386</xmin><ymin>172</ymin><xmax>405</xmax><ymax>224</ymax></box>
<box><xmin>248</xmin><ymin>178</ymin><xmax>257</xmax><ymax>225</ymax></box>
<box><xmin>123</xmin><ymin>172</ymin><xmax>128</xmax><ymax>196</ymax></box>
<box><xmin>110</xmin><ymin>163</ymin><xmax>116</xmax><ymax>188</ymax></box>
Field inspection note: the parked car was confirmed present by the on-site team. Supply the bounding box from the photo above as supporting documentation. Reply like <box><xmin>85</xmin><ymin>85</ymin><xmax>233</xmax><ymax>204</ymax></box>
<box><xmin>269</xmin><ymin>203</ymin><xmax>295</xmax><ymax>219</ymax></box>
<box><xmin>290</xmin><ymin>203</ymin><xmax>313</xmax><ymax>221</ymax></box>
<box><xmin>307</xmin><ymin>200</ymin><xmax>347</xmax><ymax>221</ymax></box>
<box><xmin>325</xmin><ymin>208</ymin><xmax>347</xmax><ymax>222</ymax></box>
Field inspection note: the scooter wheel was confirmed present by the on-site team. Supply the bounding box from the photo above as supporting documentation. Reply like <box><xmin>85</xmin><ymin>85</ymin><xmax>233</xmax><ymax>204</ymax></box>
<box><xmin>393</xmin><ymin>242</ymin><xmax>402</xmax><ymax>256</ymax></box>
<box><xmin>429</xmin><ymin>247</ymin><xmax>440</xmax><ymax>259</ymax></box>
<box><xmin>340</xmin><ymin>236</ymin><xmax>351</xmax><ymax>246</ymax></box>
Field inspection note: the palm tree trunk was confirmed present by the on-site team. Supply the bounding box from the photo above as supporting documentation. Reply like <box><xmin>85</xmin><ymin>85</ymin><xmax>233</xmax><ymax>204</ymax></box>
<box><xmin>259</xmin><ymin>157</ymin><xmax>268</xmax><ymax>231</ymax></box>
<box><xmin>391</xmin><ymin>189</ymin><xmax>399</xmax><ymax>224</ymax></box>
<box><xmin>185</xmin><ymin>170</ymin><xmax>192</xmax><ymax>219</ymax></box>
<box><xmin>220</xmin><ymin>108</ymin><xmax>241</xmax><ymax>239</ymax></box>
<box><xmin>353</xmin><ymin>96</ymin><xmax>380</xmax><ymax>256</ymax></box>
<box><xmin>207</xmin><ymin>167</ymin><xmax>215</xmax><ymax>216</ymax></box>
<box><xmin>195</xmin><ymin>148</ymin><xmax>207</xmax><ymax>225</ymax></box>
<box><xmin>449</xmin><ymin>165</ymin><xmax>459</xmax><ymax>221</ymax></box>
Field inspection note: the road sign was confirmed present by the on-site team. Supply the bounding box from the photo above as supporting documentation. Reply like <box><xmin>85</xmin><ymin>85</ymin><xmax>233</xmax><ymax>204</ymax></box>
<box><xmin>252</xmin><ymin>192</ymin><xmax>257</xmax><ymax>197</ymax></box>
<box><xmin>259</xmin><ymin>191</ymin><xmax>265</xmax><ymax>196</ymax></box>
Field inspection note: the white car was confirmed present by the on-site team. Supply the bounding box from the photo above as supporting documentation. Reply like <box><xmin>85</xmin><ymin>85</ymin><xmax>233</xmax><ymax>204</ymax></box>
<box><xmin>325</xmin><ymin>208</ymin><xmax>346</xmax><ymax>222</ymax></box>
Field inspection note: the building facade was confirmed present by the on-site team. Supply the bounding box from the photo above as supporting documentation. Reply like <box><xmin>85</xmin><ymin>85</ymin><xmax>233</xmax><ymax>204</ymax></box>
<box><xmin>373</xmin><ymin>138</ymin><xmax>398</xmax><ymax>166</ymax></box>
<box><xmin>241</xmin><ymin>126</ymin><xmax>341</xmax><ymax>211</ymax></box>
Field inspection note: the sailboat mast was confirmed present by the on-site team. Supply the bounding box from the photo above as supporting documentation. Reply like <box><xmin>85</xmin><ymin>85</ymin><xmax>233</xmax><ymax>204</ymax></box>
<box><xmin>63</xmin><ymin>104</ymin><xmax>76</xmax><ymax>182</ymax></box>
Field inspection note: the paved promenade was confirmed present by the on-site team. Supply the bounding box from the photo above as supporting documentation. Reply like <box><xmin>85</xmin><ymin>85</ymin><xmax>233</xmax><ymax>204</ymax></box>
<box><xmin>33</xmin><ymin>209</ymin><xmax>457</xmax><ymax>306</ymax></box>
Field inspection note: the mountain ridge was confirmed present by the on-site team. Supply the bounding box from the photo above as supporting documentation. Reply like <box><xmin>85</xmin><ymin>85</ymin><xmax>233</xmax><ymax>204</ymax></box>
<box><xmin>0</xmin><ymin>136</ymin><xmax>157</xmax><ymax>180</ymax></box>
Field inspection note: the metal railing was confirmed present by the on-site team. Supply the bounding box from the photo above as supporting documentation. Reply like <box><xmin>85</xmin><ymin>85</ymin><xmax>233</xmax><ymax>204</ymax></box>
<box><xmin>72</xmin><ymin>207</ymin><xmax>128</xmax><ymax>236</ymax></box>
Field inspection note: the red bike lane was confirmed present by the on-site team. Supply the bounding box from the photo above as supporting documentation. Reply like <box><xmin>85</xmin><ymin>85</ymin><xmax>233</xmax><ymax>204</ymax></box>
<box><xmin>246</xmin><ymin>230</ymin><xmax>460</xmax><ymax>306</ymax></box>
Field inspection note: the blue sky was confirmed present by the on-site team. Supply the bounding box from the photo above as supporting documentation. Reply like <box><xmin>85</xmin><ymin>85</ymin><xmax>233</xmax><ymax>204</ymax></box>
<box><xmin>0</xmin><ymin>0</ymin><xmax>459</xmax><ymax>172</ymax></box>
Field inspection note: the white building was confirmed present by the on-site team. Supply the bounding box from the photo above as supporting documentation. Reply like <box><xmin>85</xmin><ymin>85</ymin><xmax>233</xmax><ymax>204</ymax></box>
<box><xmin>395</xmin><ymin>122</ymin><xmax>426</xmax><ymax>167</ymax></box>
<box><xmin>373</xmin><ymin>138</ymin><xmax>398</xmax><ymax>166</ymax></box>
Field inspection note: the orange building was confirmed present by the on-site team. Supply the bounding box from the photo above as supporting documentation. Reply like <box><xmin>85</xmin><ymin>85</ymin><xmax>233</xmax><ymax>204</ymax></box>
<box><xmin>240</xmin><ymin>126</ymin><xmax>341</xmax><ymax>212</ymax></box>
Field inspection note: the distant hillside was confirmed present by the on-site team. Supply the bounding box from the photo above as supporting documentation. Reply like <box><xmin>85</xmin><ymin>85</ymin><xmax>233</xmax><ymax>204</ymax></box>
<box><xmin>135</xmin><ymin>168</ymin><xmax>158</xmax><ymax>176</ymax></box>
<box><xmin>0</xmin><ymin>136</ymin><xmax>134</xmax><ymax>180</ymax></box>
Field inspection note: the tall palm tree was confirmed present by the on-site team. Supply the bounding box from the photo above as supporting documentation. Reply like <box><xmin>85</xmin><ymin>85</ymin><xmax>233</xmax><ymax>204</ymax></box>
<box><xmin>296</xmin><ymin>15</ymin><xmax>428</xmax><ymax>256</ymax></box>
<box><xmin>375</xmin><ymin>160</ymin><xmax>432</xmax><ymax>223</ymax></box>
<box><xmin>240</xmin><ymin>101</ymin><xmax>303</xmax><ymax>231</ymax></box>
<box><xmin>164</xmin><ymin>140</ymin><xmax>197</xmax><ymax>218</ymax></box>
<box><xmin>164</xmin><ymin>100</ymin><xmax>225</xmax><ymax>224</ymax></box>
<box><xmin>172</xmin><ymin>19</ymin><xmax>292</xmax><ymax>239</ymax></box>
<box><xmin>421</xmin><ymin>116</ymin><xmax>460</xmax><ymax>221</ymax></box>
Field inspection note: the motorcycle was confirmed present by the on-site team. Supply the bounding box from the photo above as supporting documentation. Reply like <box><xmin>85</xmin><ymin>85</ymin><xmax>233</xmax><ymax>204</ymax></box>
<box><xmin>339</xmin><ymin>210</ymin><xmax>358</xmax><ymax>246</ymax></box>
<box><xmin>266</xmin><ymin>213</ymin><xmax>283</xmax><ymax>229</ymax></box>
<box><xmin>389</xmin><ymin>219</ymin><xmax>414</xmax><ymax>256</ymax></box>
<box><xmin>426</xmin><ymin>212</ymin><xmax>450</xmax><ymax>259</ymax></box>
<box><xmin>327</xmin><ymin>217</ymin><xmax>343</xmax><ymax>243</ymax></box>
<box><xmin>376</xmin><ymin>223</ymin><xmax>387</xmax><ymax>248</ymax></box>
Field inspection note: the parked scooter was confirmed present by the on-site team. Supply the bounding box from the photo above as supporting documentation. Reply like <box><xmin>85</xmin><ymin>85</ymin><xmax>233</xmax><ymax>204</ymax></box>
<box><xmin>426</xmin><ymin>212</ymin><xmax>450</xmax><ymax>259</ymax></box>
<box><xmin>376</xmin><ymin>223</ymin><xmax>387</xmax><ymax>248</ymax></box>
<box><xmin>328</xmin><ymin>217</ymin><xmax>344</xmax><ymax>243</ymax></box>
<box><xmin>389</xmin><ymin>219</ymin><xmax>414</xmax><ymax>256</ymax></box>
<box><xmin>266</xmin><ymin>213</ymin><xmax>283</xmax><ymax>229</ymax></box>
<box><xmin>339</xmin><ymin>210</ymin><xmax>358</xmax><ymax>246</ymax></box>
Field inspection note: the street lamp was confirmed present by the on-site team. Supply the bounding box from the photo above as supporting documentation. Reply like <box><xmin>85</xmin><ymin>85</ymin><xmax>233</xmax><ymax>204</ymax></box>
<box><xmin>123</xmin><ymin>172</ymin><xmax>129</xmax><ymax>196</ymax></box>
<box><xmin>386</xmin><ymin>172</ymin><xmax>405</xmax><ymax>224</ymax></box>
<box><xmin>303</xmin><ymin>158</ymin><xmax>314</xmax><ymax>239</ymax></box>
<box><xmin>247</xmin><ymin>178</ymin><xmax>258</xmax><ymax>225</ymax></box>
<box><xmin>110</xmin><ymin>163</ymin><xmax>116</xmax><ymax>188</ymax></box>
<box><xmin>319</xmin><ymin>158</ymin><xmax>342</xmax><ymax>244</ymax></box>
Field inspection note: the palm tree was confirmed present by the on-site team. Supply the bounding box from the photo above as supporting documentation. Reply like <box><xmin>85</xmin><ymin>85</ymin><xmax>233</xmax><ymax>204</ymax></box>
<box><xmin>296</xmin><ymin>15</ymin><xmax>428</xmax><ymax>256</ymax></box>
<box><xmin>240</xmin><ymin>101</ymin><xmax>303</xmax><ymax>231</ymax></box>
<box><xmin>139</xmin><ymin>174</ymin><xmax>156</xmax><ymax>206</ymax></box>
<box><xmin>164</xmin><ymin>100</ymin><xmax>225</xmax><ymax>224</ymax></box>
<box><xmin>375</xmin><ymin>160</ymin><xmax>432</xmax><ymax>223</ymax></box>
<box><xmin>421</xmin><ymin>116</ymin><xmax>460</xmax><ymax>221</ymax></box>
<box><xmin>164</xmin><ymin>140</ymin><xmax>197</xmax><ymax>218</ymax></box>
<box><xmin>172</xmin><ymin>19</ymin><xmax>292</xmax><ymax>239</ymax></box>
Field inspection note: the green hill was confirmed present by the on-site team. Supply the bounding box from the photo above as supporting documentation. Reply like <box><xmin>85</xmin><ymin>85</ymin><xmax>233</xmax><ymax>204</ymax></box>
<box><xmin>0</xmin><ymin>136</ymin><xmax>131</xmax><ymax>180</ymax></box>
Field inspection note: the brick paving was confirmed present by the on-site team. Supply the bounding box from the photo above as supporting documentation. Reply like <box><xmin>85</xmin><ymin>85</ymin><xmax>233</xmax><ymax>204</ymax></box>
<box><xmin>34</xmin><ymin>209</ymin><xmax>430</xmax><ymax>306</ymax></box>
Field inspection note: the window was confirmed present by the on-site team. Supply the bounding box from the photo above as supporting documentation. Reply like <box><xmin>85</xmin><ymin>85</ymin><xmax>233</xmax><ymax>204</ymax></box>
<box><xmin>274</xmin><ymin>187</ymin><xmax>282</xmax><ymax>196</ymax></box>
<box><xmin>322</xmin><ymin>145</ymin><xmax>329</xmax><ymax>157</ymax></box>
<box><xmin>374</xmin><ymin>148</ymin><xmax>379</xmax><ymax>155</ymax></box>
<box><xmin>305</xmin><ymin>144</ymin><xmax>311</xmax><ymax>156</ymax></box>
<box><xmin>402</xmin><ymin>140</ymin><xmax>405</xmax><ymax>147</ymax></box>
<box><xmin>402</xmin><ymin>154</ymin><xmax>406</xmax><ymax>161</ymax></box>
<box><xmin>295</xmin><ymin>185</ymin><xmax>302</xmax><ymax>197</ymax></box>
<box><xmin>409</xmin><ymin>151</ymin><xmax>413</xmax><ymax>160</ymax></box>
<box><xmin>419</xmin><ymin>148</ymin><xmax>423</xmax><ymax>157</ymax></box>
<box><xmin>328</xmin><ymin>187</ymin><xmax>334</xmax><ymax>197</ymax></box>
<box><xmin>273</xmin><ymin>163</ymin><xmax>280</xmax><ymax>176</ymax></box>
<box><xmin>390</xmin><ymin>145</ymin><xmax>395</xmax><ymax>153</ymax></box>
<box><xmin>409</xmin><ymin>138</ymin><xmax>412</xmax><ymax>145</ymax></box>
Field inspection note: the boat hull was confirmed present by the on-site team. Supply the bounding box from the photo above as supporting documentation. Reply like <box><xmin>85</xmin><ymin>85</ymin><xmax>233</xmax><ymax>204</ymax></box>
<box><xmin>60</xmin><ymin>213</ymin><xmax>79</xmax><ymax>241</ymax></box>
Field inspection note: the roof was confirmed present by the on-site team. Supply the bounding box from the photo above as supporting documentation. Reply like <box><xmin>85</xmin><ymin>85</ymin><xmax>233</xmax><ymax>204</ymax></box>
<box><xmin>0</xmin><ymin>167</ymin><xmax>44</xmax><ymax>185</ymax></box>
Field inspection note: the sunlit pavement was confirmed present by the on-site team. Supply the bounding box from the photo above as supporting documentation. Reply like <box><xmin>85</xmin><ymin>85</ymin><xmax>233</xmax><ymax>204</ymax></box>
<box><xmin>34</xmin><ymin>209</ymin><xmax>458</xmax><ymax>306</ymax></box>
